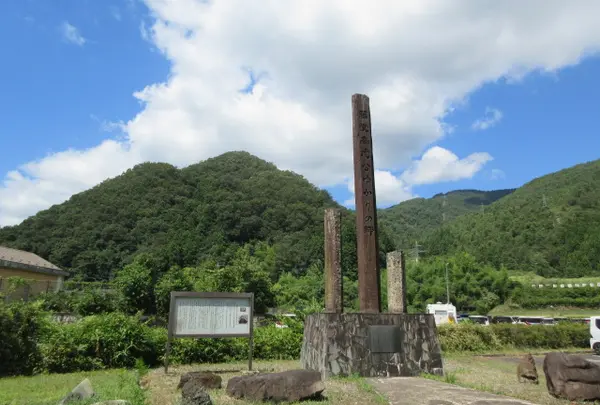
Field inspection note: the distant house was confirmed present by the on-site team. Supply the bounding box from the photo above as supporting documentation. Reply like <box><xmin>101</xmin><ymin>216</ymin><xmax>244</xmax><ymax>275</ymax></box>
<box><xmin>0</xmin><ymin>246</ymin><xmax>69</xmax><ymax>299</ymax></box>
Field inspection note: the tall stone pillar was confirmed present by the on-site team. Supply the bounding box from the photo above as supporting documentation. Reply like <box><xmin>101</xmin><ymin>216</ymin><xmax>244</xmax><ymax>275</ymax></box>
<box><xmin>352</xmin><ymin>94</ymin><xmax>381</xmax><ymax>313</ymax></box>
<box><xmin>324</xmin><ymin>208</ymin><xmax>343</xmax><ymax>313</ymax></box>
<box><xmin>386</xmin><ymin>251</ymin><xmax>407</xmax><ymax>313</ymax></box>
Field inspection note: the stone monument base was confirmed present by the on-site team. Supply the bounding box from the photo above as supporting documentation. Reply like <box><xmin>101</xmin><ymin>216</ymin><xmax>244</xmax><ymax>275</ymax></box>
<box><xmin>300</xmin><ymin>313</ymin><xmax>444</xmax><ymax>379</ymax></box>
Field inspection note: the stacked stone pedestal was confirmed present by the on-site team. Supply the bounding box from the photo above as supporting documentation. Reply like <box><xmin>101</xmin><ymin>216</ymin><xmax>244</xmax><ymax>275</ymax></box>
<box><xmin>301</xmin><ymin>313</ymin><xmax>444</xmax><ymax>379</ymax></box>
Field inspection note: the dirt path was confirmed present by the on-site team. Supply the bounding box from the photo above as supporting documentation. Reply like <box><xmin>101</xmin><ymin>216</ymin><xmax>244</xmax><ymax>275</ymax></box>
<box><xmin>370</xmin><ymin>377</ymin><xmax>537</xmax><ymax>405</ymax></box>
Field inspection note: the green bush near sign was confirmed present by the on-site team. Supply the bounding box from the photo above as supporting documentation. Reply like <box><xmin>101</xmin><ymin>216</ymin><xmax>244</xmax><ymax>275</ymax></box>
<box><xmin>0</xmin><ymin>301</ymin><xmax>590</xmax><ymax>378</ymax></box>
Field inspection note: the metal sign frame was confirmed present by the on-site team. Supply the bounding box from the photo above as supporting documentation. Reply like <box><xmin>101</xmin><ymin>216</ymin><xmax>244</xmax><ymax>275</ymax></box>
<box><xmin>164</xmin><ymin>291</ymin><xmax>254</xmax><ymax>373</ymax></box>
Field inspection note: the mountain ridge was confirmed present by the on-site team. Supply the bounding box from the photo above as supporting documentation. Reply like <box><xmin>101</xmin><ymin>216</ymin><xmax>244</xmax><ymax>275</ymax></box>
<box><xmin>0</xmin><ymin>151</ymin><xmax>396</xmax><ymax>281</ymax></box>
<box><xmin>423</xmin><ymin>158</ymin><xmax>600</xmax><ymax>277</ymax></box>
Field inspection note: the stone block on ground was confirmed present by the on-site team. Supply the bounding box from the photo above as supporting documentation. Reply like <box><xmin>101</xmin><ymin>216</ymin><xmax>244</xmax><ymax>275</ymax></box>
<box><xmin>181</xmin><ymin>380</ymin><xmax>213</xmax><ymax>405</ymax></box>
<box><xmin>516</xmin><ymin>353</ymin><xmax>538</xmax><ymax>384</ymax></box>
<box><xmin>177</xmin><ymin>371</ymin><xmax>222</xmax><ymax>389</ymax></box>
<box><xmin>543</xmin><ymin>352</ymin><xmax>600</xmax><ymax>401</ymax></box>
<box><xmin>226</xmin><ymin>369</ymin><xmax>325</xmax><ymax>402</ymax></box>
<box><xmin>58</xmin><ymin>378</ymin><xmax>95</xmax><ymax>405</ymax></box>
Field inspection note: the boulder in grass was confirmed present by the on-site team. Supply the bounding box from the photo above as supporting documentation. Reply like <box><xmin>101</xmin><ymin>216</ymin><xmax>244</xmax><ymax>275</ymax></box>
<box><xmin>58</xmin><ymin>378</ymin><xmax>95</xmax><ymax>405</ymax></box>
<box><xmin>226</xmin><ymin>369</ymin><xmax>325</xmax><ymax>402</ymax></box>
<box><xmin>181</xmin><ymin>380</ymin><xmax>212</xmax><ymax>405</ymax></box>
<box><xmin>177</xmin><ymin>372</ymin><xmax>222</xmax><ymax>390</ymax></box>
<box><xmin>543</xmin><ymin>352</ymin><xmax>600</xmax><ymax>401</ymax></box>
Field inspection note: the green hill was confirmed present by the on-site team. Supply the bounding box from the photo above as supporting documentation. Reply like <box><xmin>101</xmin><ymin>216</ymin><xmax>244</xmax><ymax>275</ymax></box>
<box><xmin>423</xmin><ymin>159</ymin><xmax>600</xmax><ymax>277</ymax></box>
<box><xmin>379</xmin><ymin>189</ymin><xmax>514</xmax><ymax>249</ymax></box>
<box><xmin>0</xmin><ymin>151</ymin><xmax>395</xmax><ymax>281</ymax></box>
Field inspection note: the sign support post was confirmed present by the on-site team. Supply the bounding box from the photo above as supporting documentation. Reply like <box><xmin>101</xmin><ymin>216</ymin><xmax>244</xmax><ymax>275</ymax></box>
<box><xmin>164</xmin><ymin>292</ymin><xmax>254</xmax><ymax>374</ymax></box>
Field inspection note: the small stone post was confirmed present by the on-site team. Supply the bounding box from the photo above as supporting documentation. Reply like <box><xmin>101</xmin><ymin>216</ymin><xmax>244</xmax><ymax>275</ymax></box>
<box><xmin>386</xmin><ymin>251</ymin><xmax>407</xmax><ymax>313</ymax></box>
<box><xmin>324</xmin><ymin>208</ymin><xmax>343</xmax><ymax>313</ymax></box>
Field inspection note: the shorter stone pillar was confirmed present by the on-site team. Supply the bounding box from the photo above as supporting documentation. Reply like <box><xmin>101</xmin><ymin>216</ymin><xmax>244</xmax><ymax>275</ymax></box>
<box><xmin>386</xmin><ymin>251</ymin><xmax>407</xmax><ymax>313</ymax></box>
<box><xmin>324</xmin><ymin>208</ymin><xmax>342</xmax><ymax>313</ymax></box>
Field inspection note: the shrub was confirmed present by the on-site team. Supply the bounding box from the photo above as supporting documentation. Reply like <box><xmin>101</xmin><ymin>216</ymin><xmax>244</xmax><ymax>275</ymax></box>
<box><xmin>38</xmin><ymin>288</ymin><xmax>118</xmax><ymax>316</ymax></box>
<box><xmin>38</xmin><ymin>290</ymin><xmax>76</xmax><ymax>313</ymax></box>
<box><xmin>0</xmin><ymin>301</ymin><xmax>49</xmax><ymax>377</ymax></box>
<box><xmin>438</xmin><ymin>323</ymin><xmax>589</xmax><ymax>352</ymax></box>
<box><xmin>73</xmin><ymin>288</ymin><xmax>118</xmax><ymax>316</ymax></box>
<box><xmin>36</xmin><ymin>312</ymin><xmax>304</xmax><ymax>374</ymax></box>
<box><xmin>41</xmin><ymin>312</ymin><xmax>164</xmax><ymax>373</ymax></box>
<box><xmin>113</xmin><ymin>261</ymin><xmax>155</xmax><ymax>315</ymax></box>
<box><xmin>154</xmin><ymin>266</ymin><xmax>192</xmax><ymax>318</ymax></box>
<box><xmin>168</xmin><ymin>323</ymin><xmax>302</xmax><ymax>364</ymax></box>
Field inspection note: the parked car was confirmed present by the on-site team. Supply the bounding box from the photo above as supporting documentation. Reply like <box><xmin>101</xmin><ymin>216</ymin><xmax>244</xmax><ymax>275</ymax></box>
<box><xmin>589</xmin><ymin>316</ymin><xmax>600</xmax><ymax>354</ymax></box>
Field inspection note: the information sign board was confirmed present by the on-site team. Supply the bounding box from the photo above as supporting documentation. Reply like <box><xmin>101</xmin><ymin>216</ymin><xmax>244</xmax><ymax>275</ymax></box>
<box><xmin>164</xmin><ymin>292</ymin><xmax>254</xmax><ymax>372</ymax></box>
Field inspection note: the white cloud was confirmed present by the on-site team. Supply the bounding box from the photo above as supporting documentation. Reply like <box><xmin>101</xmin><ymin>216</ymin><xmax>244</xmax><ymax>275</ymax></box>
<box><xmin>400</xmin><ymin>146</ymin><xmax>493</xmax><ymax>186</ymax></box>
<box><xmin>344</xmin><ymin>146</ymin><xmax>492</xmax><ymax>207</ymax></box>
<box><xmin>0</xmin><ymin>141</ymin><xmax>138</xmax><ymax>226</ymax></box>
<box><xmin>490</xmin><ymin>168</ymin><xmax>506</xmax><ymax>180</ymax></box>
<box><xmin>472</xmin><ymin>107</ymin><xmax>503</xmax><ymax>131</ymax></box>
<box><xmin>344</xmin><ymin>169</ymin><xmax>415</xmax><ymax>207</ymax></box>
<box><xmin>111</xmin><ymin>6</ymin><xmax>122</xmax><ymax>21</ymax></box>
<box><xmin>3</xmin><ymin>0</ymin><xmax>600</xmax><ymax>226</ymax></box>
<box><xmin>60</xmin><ymin>22</ymin><xmax>86</xmax><ymax>46</ymax></box>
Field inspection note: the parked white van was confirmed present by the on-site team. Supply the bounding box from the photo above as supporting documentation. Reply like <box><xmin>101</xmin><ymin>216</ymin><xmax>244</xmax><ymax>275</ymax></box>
<box><xmin>589</xmin><ymin>316</ymin><xmax>600</xmax><ymax>354</ymax></box>
<box><xmin>426</xmin><ymin>302</ymin><xmax>457</xmax><ymax>326</ymax></box>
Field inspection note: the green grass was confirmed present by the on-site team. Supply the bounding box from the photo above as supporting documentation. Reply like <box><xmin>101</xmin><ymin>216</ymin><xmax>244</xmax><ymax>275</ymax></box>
<box><xmin>0</xmin><ymin>369</ymin><xmax>146</xmax><ymax>405</ymax></box>
<box><xmin>489</xmin><ymin>304</ymin><xmax>599</xmax><ymax>318</ymax></box>
<box><xmin>508</xmin><ymin>271</ymin><xmax>600</xmax><ymax>286</ymax></box>
<box><xmin>441</xmin><ymin>354</ymin><xmax>579</xmax><ymax>404</ymax></box>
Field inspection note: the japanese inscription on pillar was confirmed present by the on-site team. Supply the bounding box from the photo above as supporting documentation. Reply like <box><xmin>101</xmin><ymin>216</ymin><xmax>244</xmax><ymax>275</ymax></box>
<box><xmin>352</xmin><ymin>93</ymin><xmax>381</xmax><ymax>313</ymax></box>
<box><xmin>324</xmin><ymin>208</ymin><xmax>343</xmax><ymax>313</ymax></box>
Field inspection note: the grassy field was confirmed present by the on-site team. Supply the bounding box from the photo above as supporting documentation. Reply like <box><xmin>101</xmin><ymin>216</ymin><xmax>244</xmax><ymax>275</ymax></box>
<box><xmin>0</xmin><ymin>369</ymin><xmax>146</xmax><ymax>405</ymax></box>
<box><xmin>141</xmin><ymin>360</ymin><xmax>387</xmax><ymax>405</ymax></box>
<box><xmin>489</xmin><ymin>304</ymin><xmax>599</xmax><ymax>318</ymax></box>
<box><xmin>5</xmin><ymin>355</ymin><xmax>598</xmax><ymax>405</ymax></box>
<box><xmin>509</xmin><ymin>271</ymin><xmax>600</xmax><ymax>286</ymax></box>
<box><xmin>438</xmin><ymin>354</ymin><xmax>591</xmax><ymax>405</ymax></box>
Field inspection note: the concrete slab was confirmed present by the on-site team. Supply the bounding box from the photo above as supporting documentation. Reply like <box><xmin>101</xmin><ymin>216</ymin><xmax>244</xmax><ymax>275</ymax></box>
<box><xmin>369</xmin><ymin>377</ymin><xmax>537</xmax><ymax>405</ymax></box>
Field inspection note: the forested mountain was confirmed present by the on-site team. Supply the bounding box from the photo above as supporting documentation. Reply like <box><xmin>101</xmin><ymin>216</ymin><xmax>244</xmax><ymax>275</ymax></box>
<box><xmin>3</xmin><ymin>151</ymin><xmax>599</xmax><ymax>283</ymax></box>
<box><xmin>424</xmin><ymin>159</ymin><xmax>600</xmax><ymax>277</ymax></box>
<box><xmin>379</xmin><ymin>189</ymin><xmax>514</xmax><ymax>249</ymax></box>
<box><xmin>0</xmin><ymin>151</ymin><xmax>395</xmax><ymax>281</ymax></box>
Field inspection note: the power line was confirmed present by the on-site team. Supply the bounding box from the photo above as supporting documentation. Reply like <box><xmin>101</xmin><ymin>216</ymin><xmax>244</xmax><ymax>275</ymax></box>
<box><xmin>442</xmin><ymin>195</ymin><xmax>447</xmax><ymax>223</ymax></box>
<box><xmin>413</xmin><ymin>240</ymin><xmax>426</xmax><ymax>263</ymax></box>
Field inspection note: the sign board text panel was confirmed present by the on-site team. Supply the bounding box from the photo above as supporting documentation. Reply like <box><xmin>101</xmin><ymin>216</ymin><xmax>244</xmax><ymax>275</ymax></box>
<box><xmin>174</xmin><ymin>296</ymin><xmax>251</xmax><ymax>336</ymax></box>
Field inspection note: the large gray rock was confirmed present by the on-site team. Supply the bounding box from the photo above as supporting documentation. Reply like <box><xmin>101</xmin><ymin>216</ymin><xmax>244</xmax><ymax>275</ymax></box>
<box><xmin>58</xmin><ymin>378</ymin><xmax>95</xmax><ymax>405</ymax></box>
<box><xmin>543</xmin><ymin>352</ymin><xmax>600</xmax><ymax>400</ymax></box>
<box><xmin>181</xmin><ymin>380</ymin><xmax>212</xmax><ymax>405</ymax></box>
<box><xmin>226</xmin><ymin>369</ymin><xmax>325</xmax><ymax>402</ymax></box>
<box><xmin>177</xmin><ymin>371</ymin><xmax>222</xmax><ymax>390</ymax></box>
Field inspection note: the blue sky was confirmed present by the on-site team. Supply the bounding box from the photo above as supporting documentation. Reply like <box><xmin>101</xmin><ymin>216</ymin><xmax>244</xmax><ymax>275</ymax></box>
<box><xmin>1</xmin><ymin>1</ymin><xmax>600</xmax><ymax>226</ymax></box>
<box><xmin>1</xmin><ymin>0</ymin><xmax>167</xmax><ymax>170</ymax></box>
<box><xmin>417</xmin><ymin>58</ymin><xmax>600</xmax><ymax>198</ymax></box>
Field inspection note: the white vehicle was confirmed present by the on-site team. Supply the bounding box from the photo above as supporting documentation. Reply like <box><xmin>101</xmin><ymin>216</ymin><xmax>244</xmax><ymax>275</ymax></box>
<box><xmin>468</xmin><ymin>315</ymin><xmax>490</xmax><ymax>326</ymax></box>
<box><xmin>589</xmin><ymin>316</ymin><xmax>600</xmax><ymax>354</ymax></box>
<box><xmin>515</xmin><ymin>316</ymin><xmax>544</xmax><ymax>325</ymax></box>
<box><xmin>426</xmin><ymin>302</ymin><xmax>457</xmax><ymax>326</ymax></box>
